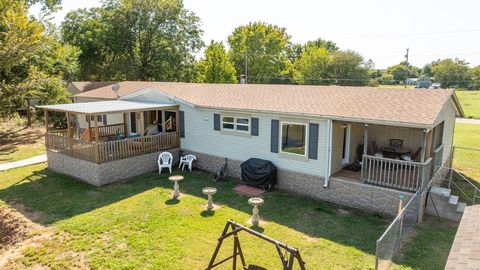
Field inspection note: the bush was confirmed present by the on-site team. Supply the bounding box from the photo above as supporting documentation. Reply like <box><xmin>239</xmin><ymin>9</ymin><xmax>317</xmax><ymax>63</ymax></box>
<box><xmin>367</xmin><ymin>79</ymin><xmax>380</xmax><ymax>87</ymax></box>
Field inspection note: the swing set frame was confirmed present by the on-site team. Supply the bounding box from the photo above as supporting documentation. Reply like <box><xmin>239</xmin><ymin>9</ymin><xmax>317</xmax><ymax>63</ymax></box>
<box><xmin>206</xmin><ymin>220</ymin><xmax>306</xmax><ymax>270</ymax></box>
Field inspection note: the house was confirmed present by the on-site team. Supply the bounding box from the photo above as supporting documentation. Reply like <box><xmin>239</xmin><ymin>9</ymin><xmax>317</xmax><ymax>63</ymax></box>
<box><xmin>67</xmin><ymin>81</ymin><xmax>118</xmax><ymax>95</ymax></box>
<box><xmin>38</xmin><ymin>82</ymin><xmax>464</xmax><ymax>216</ymax></box>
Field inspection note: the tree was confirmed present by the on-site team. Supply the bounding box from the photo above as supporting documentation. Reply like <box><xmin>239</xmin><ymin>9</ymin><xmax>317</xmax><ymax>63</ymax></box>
<box><xmin>469</xmin><ymin>65</ymin><xmax>480</xmax><ymax>89</ymax></box>
<box><xmin>386</xmin><ymin>64</ymin><xmax>408</xmax><ymax>84</ymax></box>
<box><xmin>196</xmin><ymin>41</ymin><xmax>236</xmax><ymax>83</ymax></box>
<box><xmin>62</xmin><ymin>0</ymin><xmax>204</xmax><ymax>81</ymax></box>
<box><xmin>432</xmin><ymin>58</ymin><xmax>471</xmax><ymax>88</ymax></box>
<box><xmin>329</xmin><ymin>50</ymin><xmax>369</xmax><ymax>86</ymax></box>
<box><xmin>289</xmin><ymin>38</ymin><xmax>338</xmax><ymax>61</ymax></box>
<box><xmin>228</xmin><ymin>22</ymin><xmax>290</xmax><ymax>83</ymax></box>
<box><xmin>0</xmin><ymin>0</ymin><xmax>77</xmax><ymax>124</ymax></box>
<box><xmin>291</xmin><ymin>47</ymin><xmax>331</xmax><ymax>85</ymax></box>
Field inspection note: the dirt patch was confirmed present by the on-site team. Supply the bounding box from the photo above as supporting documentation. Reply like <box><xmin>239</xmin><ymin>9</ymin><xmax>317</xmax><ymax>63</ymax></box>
<box><xmin>0</xmin><ymin>205</ymin><xmax>31</xmax><ymax>252</ymax></box>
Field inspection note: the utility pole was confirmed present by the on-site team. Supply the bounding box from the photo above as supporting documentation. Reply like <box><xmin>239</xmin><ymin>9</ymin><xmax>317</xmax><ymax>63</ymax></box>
<box><xmin>404</xmin><ymin>48</ymin><xmax>409</xmax><ymax>88</ymax></box>
<box><xmin>244</xmin><ymin>50</ymin><xmax>248</xmax><ymax>84</ymax></box>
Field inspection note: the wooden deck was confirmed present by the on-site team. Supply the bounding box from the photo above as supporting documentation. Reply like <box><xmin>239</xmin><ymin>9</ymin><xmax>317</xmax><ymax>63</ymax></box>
<box><xmin>45</xmin><ymin>131</ymin><xmax>179</xmax><ymax>163</ymax></box>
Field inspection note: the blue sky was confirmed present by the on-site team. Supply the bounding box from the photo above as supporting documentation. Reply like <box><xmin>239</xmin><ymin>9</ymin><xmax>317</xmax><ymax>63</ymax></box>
<box><xmin>30</xmin><ymin>0</ymin><xmax>480</xmax><ymax>69</ymax></box>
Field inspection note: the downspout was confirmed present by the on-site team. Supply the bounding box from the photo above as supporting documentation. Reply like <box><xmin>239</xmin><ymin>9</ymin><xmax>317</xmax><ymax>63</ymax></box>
<box><xmin>324</xmin><ymin>119</ymin><xmax>333</xmax><ymax>188</ymax></box>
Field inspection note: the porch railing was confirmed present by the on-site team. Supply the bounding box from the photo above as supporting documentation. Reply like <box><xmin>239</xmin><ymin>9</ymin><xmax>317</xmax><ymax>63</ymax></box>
<box><xmin>46</xmin><ymin>131</ymin><xmax>179</xmax><ymax>163</ymax></box>
<box><xmin>81</xmin><ymin>123</ymin><xmax>125</xmax><ymax>142</ymax></box>
<box><xmin>361</xmin><ymin>155</ymin><xmax>433</xmax><ymax>192</ymax></box>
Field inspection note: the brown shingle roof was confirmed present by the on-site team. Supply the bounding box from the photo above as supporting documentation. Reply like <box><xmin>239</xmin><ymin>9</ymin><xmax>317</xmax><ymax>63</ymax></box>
<box><xmin>69</xmin><ymin>81</ymin><xmax>118</xmax><ymax>94</ymax></box>
<box><xmin>74</xmin><ymin>81</ymin><xmax>459</xmax><ymax>127</ymax></box>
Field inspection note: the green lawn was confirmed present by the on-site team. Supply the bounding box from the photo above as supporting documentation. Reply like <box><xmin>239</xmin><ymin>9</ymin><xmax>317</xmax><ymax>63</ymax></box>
<box><xmin>453</xmin><ymin>123</ymin><xmax>480</xmax><ymax>181</ymax></box>
<box><xmin>455</xmin><ymin>91</ymin><xmax>480</xmax><ymax>119</ymax></box>
<box><xmin>379</xmin><ymin>85</ymin><xmax>415</xmax><ymax>89</ymax></box>
<box><xmin>0</xmin><ymin>122</ymin><xmax>45</xmax><ymax>164</ymax></box>
<box><xmin>0</xmin><ymin>164</ymin><xmax>455</xmax><ymax>269</ymax></box>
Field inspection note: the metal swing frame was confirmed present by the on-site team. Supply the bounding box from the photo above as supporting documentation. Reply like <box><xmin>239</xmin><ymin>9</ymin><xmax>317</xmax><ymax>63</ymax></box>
<box><xmin>206</xmin><ymin>220</ymin><xmax>306</xmax><ymax>270</ymax></box>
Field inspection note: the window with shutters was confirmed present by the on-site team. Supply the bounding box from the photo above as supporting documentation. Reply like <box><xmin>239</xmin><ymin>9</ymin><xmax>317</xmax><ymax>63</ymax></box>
<box><xmin>221</xmin><ymin>116</ymin><xmax>250</xmax><ymax>133</ymax></box>
<box><xmin>281</xmin><ymin>122</ymin><xmax>307</xmax><ymax>156</ymax></box>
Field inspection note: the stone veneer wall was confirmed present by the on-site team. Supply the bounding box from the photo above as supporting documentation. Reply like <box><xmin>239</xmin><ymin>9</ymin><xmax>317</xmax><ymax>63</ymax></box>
<box><xmin>47</xmin><ymin>148</ymin><xmax>179</xmax><ymax>186</ymax></box>
<box><xmin>182</xmin><ymin>149</ymin><xmax>413</xmax><ymax>216</ymax></box>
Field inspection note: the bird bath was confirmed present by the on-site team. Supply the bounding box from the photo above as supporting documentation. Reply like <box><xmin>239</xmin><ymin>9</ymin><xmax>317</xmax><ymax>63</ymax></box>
<box><xmin>248</xmin><ymin>197</ymin><xmax>264</xmax><ymax>227</ymax></box>
<box><xmin>202</xmin><ymin>187</ymin><xmax>217</xmax><ymax>211</ymax></box>
<box><xmin>168</xmin><ymin>175</ymin><xmax>184</xmax><ymax>199</ymax></box>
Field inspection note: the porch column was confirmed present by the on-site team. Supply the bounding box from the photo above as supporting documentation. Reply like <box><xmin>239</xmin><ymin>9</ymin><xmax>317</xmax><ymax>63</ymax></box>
<box><xmin>87</xmin><ymin>115</ymin><xmax>92</xmax><ymax>142</ymax></box>
<box><xmin>66</xmin><ymin>112</ymin><xmax>72</xmax><ymax>138</ymax></box>
<box><xmin>123</xmin><ymin>113</ymin><xmax>128</xmax><ymax>137</ymax></box>
<box><xmin>44</xmin><ymin>109</ymin><xmax>48</xmax><ymax>133</ymax></box>
<box><xmin>420</xmin><ymin>129</ymin><xmax>428</xmax><ymax>162</ymax></box>
<box><xmin>175</xmin><ymin>107</ymin><xmax>180</xmax><ymax>147</ymax></box>
<box><xmin>363</xmin><ymin>124</ymin><xmax>368</xmax><ymax>155</ymax></box>
<box><xmin>94</xmin><ymin>115</ymin><xmax>99</xmax><ymax>143</ymax></box>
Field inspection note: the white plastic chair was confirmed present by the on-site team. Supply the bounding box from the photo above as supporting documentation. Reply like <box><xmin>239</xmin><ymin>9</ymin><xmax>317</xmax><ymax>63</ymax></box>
<box><xmin>178</xmin><ymin>154</ymin><xmax>197</xmax><ymax>172</ymax></box>
<box><xmin>158</xmin><ymin>152</ymin><xmax>173</xmax><ymax>174</ymax></box>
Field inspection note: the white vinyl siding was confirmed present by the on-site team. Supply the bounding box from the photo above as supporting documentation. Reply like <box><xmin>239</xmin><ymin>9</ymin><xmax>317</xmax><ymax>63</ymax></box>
<box><xmin>179</xmin><ymin>105</ymin><xmax>328</xmax><ymax>177</ymax></box>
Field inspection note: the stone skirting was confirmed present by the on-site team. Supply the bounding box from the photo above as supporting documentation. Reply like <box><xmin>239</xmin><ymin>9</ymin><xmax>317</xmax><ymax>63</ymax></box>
<box><xmin>181</xmin><ymin>149</ymin><xmax>412</xmax><ymax>216</ymax></box>
<box><xmin>47</xmin><ymin>149</ymin><xmax>179</xmax><ymax>186</ymax></box>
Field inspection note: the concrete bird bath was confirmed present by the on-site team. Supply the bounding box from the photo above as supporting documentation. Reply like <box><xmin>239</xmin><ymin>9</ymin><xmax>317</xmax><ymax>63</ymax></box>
<box><xmin>168</xmin><ymin>175</ymin><xmax>184</xmax><ymax>199</ymax></box>
<box><xmin>248</xmin><ymin>197</ymin><xmax>264</xmax><ymax>227</ymax></box>
<box><xmin>202</xmin><ymin>187</ymin><xmax>217</xmax><ymax>211</ymax></box>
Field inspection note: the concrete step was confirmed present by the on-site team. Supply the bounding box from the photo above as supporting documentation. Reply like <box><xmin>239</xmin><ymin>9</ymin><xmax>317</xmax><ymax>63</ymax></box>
<box><xmin>430</xmin><ymin>186</ymin><xmax>451</xmax><ymax>198</ymax></box>
<box><xmin>449</xmin><ymin>195</ymin><xmax>459</xmax><ymax>205</ymax></box>
<box><xmin>456</xmin><ymin>202</ymin><xmax>467</xmax><ymax>213</ymax></box>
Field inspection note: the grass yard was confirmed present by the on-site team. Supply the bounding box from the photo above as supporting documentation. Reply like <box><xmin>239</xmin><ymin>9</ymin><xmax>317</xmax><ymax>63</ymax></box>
<box><xmin>0</xmin><ymin>120</ymin><xmax>45</xmax><ymax>164</ymax></box>
<box><xmin>455</xmin><ymin>90</ymin><xmax>480</xmax><ymax>119</ymax></box>
<box><xmin>453</xmin><ymin>123</ymin><xmax>480</xmax><ymax>182</ymax></box>
<box><xmin>0</xmin><ymin>164</ymin><xmax>455</xmax><ymax>269</ymax></box>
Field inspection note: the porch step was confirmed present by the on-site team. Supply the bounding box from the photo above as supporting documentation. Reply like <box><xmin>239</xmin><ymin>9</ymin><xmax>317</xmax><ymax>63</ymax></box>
<box><xmin>456</xmin><ymin>202</ymin><xmax>467</xmax><ymax>213</ymax></box>
<box><xmin>448</xmin><ymin>195</ymin><xmax>459</xmax><ymax>205</ymax></box>
<box><xmin>430</xmin><ymin>186</ymin><xmax>451</xmax><ymax>198</ymax></box>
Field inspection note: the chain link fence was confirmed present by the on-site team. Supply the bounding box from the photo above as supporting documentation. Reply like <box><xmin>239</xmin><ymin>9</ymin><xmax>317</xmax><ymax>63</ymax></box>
<box><xmin>374</xmin><ymin>189</ymin><xmax>422</xmax><ymax>270</ymax></box>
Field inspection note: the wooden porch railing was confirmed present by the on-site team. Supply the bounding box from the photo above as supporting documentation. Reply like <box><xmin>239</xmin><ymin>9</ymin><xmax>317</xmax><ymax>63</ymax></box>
<box><xmin>361</xmin><ymin>155</ymin><xmax>433</xmax><ymax>192</ymax></box>
<box><xmin>80</xmin><ymin>123</ymin><xmax>125</xmax><ymax>142</ymax></box>
<box><xmin>46</xmin><ymin>131</ymin><xmax>179</xmax><ymax>163</ymax></box>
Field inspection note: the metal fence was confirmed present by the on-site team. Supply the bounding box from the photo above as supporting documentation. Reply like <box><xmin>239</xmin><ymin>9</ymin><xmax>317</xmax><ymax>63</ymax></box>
<box><xmin>375</xmin><ymin>189</ymin><xmax>422</xmax><ymax>270</ymax></box>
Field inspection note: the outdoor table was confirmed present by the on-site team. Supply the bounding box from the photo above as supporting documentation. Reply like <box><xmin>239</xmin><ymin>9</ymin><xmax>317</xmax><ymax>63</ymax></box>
<box><xmin>248</xmin><ymin>197</ymin><xmax>264</xmax><ymax>227</ymax></box>
<box><xmin>202</xmin><ymin>187</ymin><xmax>217</xmax><ymax>210</ymax></box>
<box><xmin>382</xmin><ymin>146</ymin><xmax>411</xmax><ymax>159</ymax></box>
<box><xmin>168</xmin><ymin>175</ymin><xmax>184</xmax><ymax>199</ymax></box>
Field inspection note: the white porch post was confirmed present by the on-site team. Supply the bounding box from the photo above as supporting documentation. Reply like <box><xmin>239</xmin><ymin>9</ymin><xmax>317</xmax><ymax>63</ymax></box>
<box><xmin>324</xmin><ymin>119</ymin><xmax>333</xmax><ymax>188</ymax></box>
<box><xmin>363</xmin><ymin>124</ymin><xmax>368</xmax><ymax>156</ymax></box>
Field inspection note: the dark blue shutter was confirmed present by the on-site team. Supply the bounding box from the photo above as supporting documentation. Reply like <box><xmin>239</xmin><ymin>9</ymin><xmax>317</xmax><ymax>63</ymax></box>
<box><xmin>102</xmin><ymin>115</ymin><xmax>107</xmax><ymax>125</ymax></box>
<box><xmin>251</xmin><ymin>117</ymin><xmax>259</xmax><ymax>136</ymax></box>
<box><xmin>179</xmin><ymin>111</ymin><xmax>185</xmax><ymax>138</ymax></box>
<box><xmin>271</xmin><ymin>120</ymin><xmax>279</xmax><ymax>153</ymax></box>
<box><xmin>213</xmin><ymin>114</ymin><xmax>220</xmax><ymax>131</ymax></box>
<box><xmin>308</xmin><ymin>123</ymin><xmax>319</xmax><ymax>159</ymax></box>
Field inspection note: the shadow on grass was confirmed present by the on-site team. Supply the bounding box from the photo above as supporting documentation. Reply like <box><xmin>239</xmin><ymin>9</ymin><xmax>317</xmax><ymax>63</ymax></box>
<box><xmin>0</xmin><ymin>167</ymin><xmax>390</xmax><ymax>257</ymax></box>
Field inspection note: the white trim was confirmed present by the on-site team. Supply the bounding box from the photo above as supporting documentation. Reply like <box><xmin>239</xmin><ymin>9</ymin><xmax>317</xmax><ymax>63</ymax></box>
<box><xmin>220</xmin><ymin>115</ymin><xmax>251</xmax><ymax>133</ymax></box>
<box><xmin>279</xmin><ymin>121</ymin><xmax>308</xmax><ymax>158</ymax></box>
<box><xmin>341</xmin><ymin>124</ymin><xmax>351</xmax><ymax>166</ymax></box>
<box><xmin>324</xmin><ymin>119</ymin><xmax>333</xmax><ymax>187</ymax></box>
<box><xmin>120</xmin><ymin>87</ymin><xmax>196</xmax><ymax>108</ymax></box>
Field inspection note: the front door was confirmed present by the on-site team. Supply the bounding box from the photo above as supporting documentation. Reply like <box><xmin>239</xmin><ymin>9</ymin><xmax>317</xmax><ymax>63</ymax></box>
<box><xmin>341</xmin><ymin>124</ymin><xmax>351</xmax><ymax>165</ymax></box>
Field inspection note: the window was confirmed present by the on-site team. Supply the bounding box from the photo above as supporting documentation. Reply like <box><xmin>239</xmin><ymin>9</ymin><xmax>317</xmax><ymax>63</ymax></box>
<box><xmin>281</xmin><ymin>122</ymin><xmax>307</xmax><ymax>156</ymax></box>
<box><xmin>222</xmin><ymin>116</ymin><xmax>250</xmax><ymax>133</ymax></box>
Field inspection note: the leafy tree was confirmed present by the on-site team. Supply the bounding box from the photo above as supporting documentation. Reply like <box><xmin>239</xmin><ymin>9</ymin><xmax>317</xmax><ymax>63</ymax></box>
<box><xmin>432</xmin><ymin>58</ymin><xmax>471</xmax><ymax>88</ymax></box>
<box><xmin>0</xmin><ymin>0</ymin><xmax>76</xmax><ymax>125</ymax></box>
<box><xmin>291</xmin><ymin>47</ymin><xmax>331</xmax><ymax>85</ymax></box>
<box><xmin>228</xmin><ymin>22</ymin><xmax>290</xmax><ymax>83</ymax></box>
<box><xmin>468</xmin><ymin>65</ymin><xmax>480</xmax><ymax>89</ymax></box>
<box><xmin>196</xmin><ymin>41</ymin><xmax>236</xmax><ymax>83</ymax></box>
<box><xmin>329</xmin><ymin>50</ymin><xmax>369</xmax><ymax>86</ymax></box>
<box><xmin>386</xmin><ymin>64</ymin><xmax>408</xmax><ymax>84</ymax></box>
<box><xmin>62</xmin><ymin>0</ymin><xmax>203</xmax><ymax>81</ymax></box>
<box><xmin>422</xmin><ymin>60</ymin><xmax>441</xmax><ymax>77</ymax></box>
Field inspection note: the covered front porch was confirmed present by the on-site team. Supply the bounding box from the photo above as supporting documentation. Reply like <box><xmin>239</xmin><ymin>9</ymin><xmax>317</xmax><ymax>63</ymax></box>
<box><xmin>39</xmin><ymin>100</ymin><xmax>181</xmax><ymax>164</ymax></box>
<box><xmin>330</xmin><ymin>121</ymin><xmax>445</xmax><ymax>192</ymax></box>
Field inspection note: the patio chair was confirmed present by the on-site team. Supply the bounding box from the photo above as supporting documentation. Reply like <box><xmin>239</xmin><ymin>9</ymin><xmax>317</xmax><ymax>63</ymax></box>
<box><xmin>401</xmin><ymin>147</ymin><xmax>422</xmax><ymax>162</ymax></box>
<box><xmin>371</xmin><ymin>141</ymin><xmax>383</xmax><ymax>157</ymax></box>
<box><xmin>158</xmin><ymin>151</ymin><xmax>173</xmax><ymax>174</ymax></box>
<box><xmin>178</xmin><ymin>154</ymin><xmax>197</xmax><ymax>171</ymax></box>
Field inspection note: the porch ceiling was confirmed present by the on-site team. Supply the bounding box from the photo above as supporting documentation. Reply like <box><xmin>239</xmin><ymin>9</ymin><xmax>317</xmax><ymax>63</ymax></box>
<box><xmin>37</xmin><ymin>100</ymin><xmax>177</xmax><ymax>114</ymax></box>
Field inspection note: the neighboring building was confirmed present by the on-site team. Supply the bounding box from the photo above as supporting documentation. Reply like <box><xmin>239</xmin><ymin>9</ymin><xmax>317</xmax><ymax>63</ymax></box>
<box><xmin>405</xmin><ymin>78</ymin><xmax>418</xmax><ymax>85</ymax></box>
<box><xmin>38</xmin><ymin>82</ymin><xmax>464</xmax><ymax>216</ymax></box>
<box><xmin>416</xmin><ymin>77</ymin><xmax>432</xmax><ymax>89</ymax></box>
<box><xmin>67</xmin><ymin>81</ymin><xmax>118</xmax><ymax>95</ymax></box>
